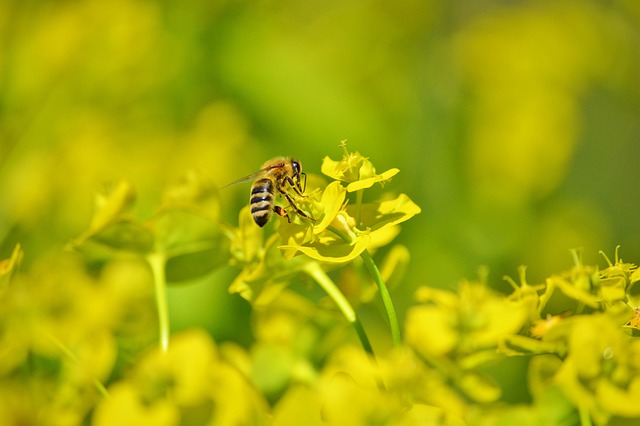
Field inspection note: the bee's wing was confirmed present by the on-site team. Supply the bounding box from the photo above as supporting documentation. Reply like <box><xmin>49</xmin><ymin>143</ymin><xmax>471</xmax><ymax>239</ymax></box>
<box><xmin>220</xmin><ymin>166</ymin><xmax>272</xmax><ymax>189</ymax></box>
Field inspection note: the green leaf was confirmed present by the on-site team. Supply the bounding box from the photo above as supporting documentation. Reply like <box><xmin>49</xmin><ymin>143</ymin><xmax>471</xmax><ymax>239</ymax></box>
<box><xmin>151</xmin><ymin>209</ymin><xmax>230</xmax><ymax>282</ymax></box>
<box><xmin>160</xmin><ymin>170</ymin><xmax>221</xmax><ymax>218</ymax></box>
<box><xmin>152</xmin><ymin>209</ymin><xmax>224</xmax><ymax>254</ymax></box>
<box><xmin>89</xmin><ymin>180</ymin><xmax>137</xmax><ymax>233</ymax></box>
<box><xmin>165</xmin><ymin>247</ymin><xmax>228</xmax><ymax>283</ymax></box>
<box><xmin>81</xmin><ymin>220</ymin><xmax>155</xmax><ymax>255</ymax></box>
<box><xmin>71</xmin><ymin>180</ymin><xmax>152</xmax><ymax>257</ymax></box>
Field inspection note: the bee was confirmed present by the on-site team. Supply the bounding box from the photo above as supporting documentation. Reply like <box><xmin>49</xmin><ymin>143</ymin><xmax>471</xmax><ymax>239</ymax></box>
<box><xmin>223</xmin><ymin>157</ymin><xmax>316</xmax><ymax>227</ymax></box>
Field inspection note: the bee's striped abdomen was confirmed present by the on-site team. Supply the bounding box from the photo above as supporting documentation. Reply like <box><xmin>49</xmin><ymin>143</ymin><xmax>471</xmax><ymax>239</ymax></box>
<box><xmin>250</xmin><ymin>178</ymin><xmax>274</xmax><ymax>227</ymax></box>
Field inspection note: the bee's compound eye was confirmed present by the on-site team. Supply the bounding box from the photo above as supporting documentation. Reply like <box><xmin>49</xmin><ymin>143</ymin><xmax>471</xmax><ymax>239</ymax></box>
<box><xmin>291</xmin><ymin>160</ymin><xmax>301</xmax><ymax>175</ymax></box>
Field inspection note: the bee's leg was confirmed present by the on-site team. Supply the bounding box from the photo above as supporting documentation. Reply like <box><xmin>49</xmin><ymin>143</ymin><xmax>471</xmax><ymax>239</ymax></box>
<box><xmin>282</xmin><ymin>192</ymin><xmax>316</xmax><ymax>222</ymax></box>
<box><xmin>283</xmin><ymin>176</ymin><xmax>306</xmax><ymax>197</ymax></box>
<box><xmin>273</xmin><ymin>206</ymin><xmax>291</xmax><ymax>223</ymax></box>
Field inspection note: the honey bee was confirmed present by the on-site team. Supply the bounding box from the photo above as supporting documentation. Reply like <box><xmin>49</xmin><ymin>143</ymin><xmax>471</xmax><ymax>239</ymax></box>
<box><xmin>223</xmin><ymin>157</ymin><xmax>316</xmax><ymax>227</ymax></box>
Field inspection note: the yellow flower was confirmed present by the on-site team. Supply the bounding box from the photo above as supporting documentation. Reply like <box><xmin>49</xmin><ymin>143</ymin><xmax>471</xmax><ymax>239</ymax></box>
<box><xmin>321</xmin><ymin>142</ymin><xmax>399</xmax><ymax>192</ymax></box>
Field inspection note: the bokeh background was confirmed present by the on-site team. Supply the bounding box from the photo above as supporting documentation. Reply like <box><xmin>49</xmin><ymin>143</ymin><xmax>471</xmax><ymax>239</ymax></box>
<box><xmin>1</xmin><ymin>0</ymin><xmax>639</xmax><ymax>342</ymax></box>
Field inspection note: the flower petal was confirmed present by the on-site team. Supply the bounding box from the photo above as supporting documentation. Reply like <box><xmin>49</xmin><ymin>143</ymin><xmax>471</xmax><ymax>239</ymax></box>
<box><xmin>313</xmin><ymin>181</ymin><xmax>346</xmax><ymax>234</ymax></box>
<box><xmin>280</xmin><ymin>233</ymin><xmax>371</xmax><ymax>264</ymax></box>
<box><xmin>345</xmin><ymin>168</ymin><xmax>399</xmax><ymax>192</ymax></box>
<box><xmin>347</xmin><ymin>193</ymin><xmax>421</xmax><ymax>232</ymax></box>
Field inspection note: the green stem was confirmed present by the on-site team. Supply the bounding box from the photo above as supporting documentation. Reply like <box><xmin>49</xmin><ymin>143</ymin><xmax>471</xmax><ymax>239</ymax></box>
<box><xmin>46</xmin><ymin>333</ymin><xmax>110</xmax><ymax>398</ymax></box>
<box><xmin>578</xmin><ymin>407</ymin><xmax>592</xmax><ymax>426</ymax></box>
<box><xmin>355</xmin><ymin>189</ymin><xmax>364</xmax><ymax>228</ymax></box>
<box><xmin>361</xmin><ymin>249</ymin><xmax>401</xmax><ymax>348</ymax></box>
<box><xmin>326</xmin><ymin>225</ymin><xmax>352</xmax><ymax>243</ymax></box>
<box><xmin>326</xmin><ymin>224</ymin><xmax>401</xmax><ymax>349</ymax></box>
<box><xmin>304</xmin><ymin>263</ymin><xmax>374</xmax><ymax>356</ymax></box>
<box><xmin>305</xmin><ymin>262</ymin><xmax>385</xmax><ymax>391</ymax></box>
<box><xmin>147</xmin><ymin>252</ymin><xmax>170</xmax><ymax>353</ymax></box>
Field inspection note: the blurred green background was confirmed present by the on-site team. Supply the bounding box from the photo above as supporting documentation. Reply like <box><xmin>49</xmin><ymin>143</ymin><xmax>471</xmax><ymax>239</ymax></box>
<box><xmin>1</xmin><ymin>0</ymin><xmax>639</xmax><ymax>340</ymax></box>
